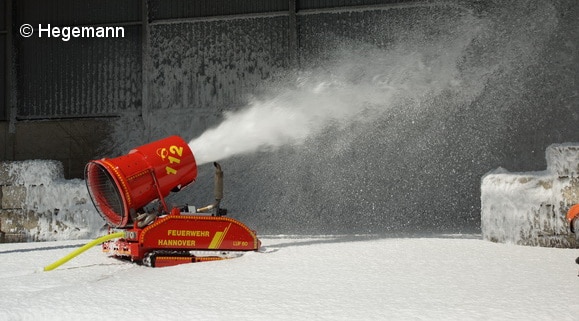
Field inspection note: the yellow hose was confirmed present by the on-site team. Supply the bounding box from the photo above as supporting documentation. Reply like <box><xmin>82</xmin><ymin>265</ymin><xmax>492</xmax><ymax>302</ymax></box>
<box><xmin>43</xmin><ymin>231</ymin><xmax>125</xmax><ymax>271</ymax></box>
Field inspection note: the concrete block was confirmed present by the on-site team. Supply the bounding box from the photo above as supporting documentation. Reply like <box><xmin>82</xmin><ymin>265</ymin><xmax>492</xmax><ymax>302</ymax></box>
<box><xmin>0</xmin><ymin>160</ymin><xmax>64</xmax><ymax>185</ymax></box>
<box><xmin>546</xmin><ymin>143</ymin><xmax>579</xmax><ymax>177</ymax></box>
<box><xmin>561</xmin><ymin>177</ymin><xmax>579</xmax><ymax>205</ymax></box>
<box><xmin>0</xmin><ymin>209</ymin><xmax>36</xmax><ymax>242</ymax></box>
<box><xmin>1</xmin><ymin>185</ymin><xmax>27</xmax><ymax>209</ymax></box>
<box><xmin>0</xmin><ymin>209</ymin><xmax>28</xmax><ymax>231</ymax></box>
<box><xmin>0</xmin><ymin>163</ymin><xmax>13</xmax><ymax>185</ymax></box>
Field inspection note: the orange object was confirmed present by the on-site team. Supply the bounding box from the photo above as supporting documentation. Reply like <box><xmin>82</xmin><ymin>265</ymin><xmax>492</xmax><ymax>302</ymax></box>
<box><xmin>567</xmin><ymin>204</ymin><xmax>579</xmax><ymax>233</ymax></box>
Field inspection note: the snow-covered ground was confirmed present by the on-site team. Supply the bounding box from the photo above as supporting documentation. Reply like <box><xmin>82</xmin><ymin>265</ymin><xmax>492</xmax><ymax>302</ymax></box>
<box><xmin>1</xmin><ymin>234</ymin><xmax>577</xmax><ymax>320</ymax></box>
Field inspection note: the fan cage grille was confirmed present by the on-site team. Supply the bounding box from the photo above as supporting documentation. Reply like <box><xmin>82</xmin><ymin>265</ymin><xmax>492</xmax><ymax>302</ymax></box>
<box><xmin>85</xmin><ymin>162</ymin><xmax>126</xmax><ymax>227</ymax></box>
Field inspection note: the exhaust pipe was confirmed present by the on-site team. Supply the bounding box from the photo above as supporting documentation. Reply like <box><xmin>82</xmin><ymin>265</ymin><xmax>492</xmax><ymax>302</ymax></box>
<box><xmin>214</xmin><ymin>162</ymin><xmax>223</xmax><ymax>203</ymax></box>
<box><xmin>197</xmin><ymin>162</ymin><xmax>227</xmax><ymax>216</ymax></box>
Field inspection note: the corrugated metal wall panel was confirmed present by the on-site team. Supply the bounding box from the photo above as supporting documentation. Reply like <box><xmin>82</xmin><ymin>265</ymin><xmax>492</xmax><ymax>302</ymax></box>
<box><xmin>5</xmin><ymin>0</ymin><xmax>438</xmax><ymax>121</ymax></box>
<box><xmin>297</xmin><ymin>5</ymin><xmax>454</xmax><ymax>65</ymax></box>
<box><xmin>0</xmin><ymin>0</ymin><xmax>6</xmax><ymax>29</ymax></box>
<box><xmin>148</xmin><ymin>16</ymin><xmax>289</xmax><ymax>116</ymax></box>
<box><xmin>1</xmin><ymin>0</ymin><xmax>6</xmax><ymax>121</ymax></box>
<box><xmin>16</xmin><ymin>25</ymin><xmax>141</xmax><ymax>119</ymax></box>
<box><xmin>16</xmin><ymin>0</ymin><xmax>141</xmax><ymax>26</ymax></box>
<box><xmin>298</xmin><ymin>0</ymin><xmax>422</xmax><ymax>10</ymax></box>
<box><xmin>149</xmin><ymin>0</ymin><xmax>288</xmax><ymax>20</ymax></box>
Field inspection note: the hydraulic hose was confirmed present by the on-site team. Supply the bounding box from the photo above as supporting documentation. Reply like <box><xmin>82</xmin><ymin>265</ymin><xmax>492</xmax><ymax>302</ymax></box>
<box><xmin>43</xmin><ymin>231</ymin><xmax>125</xmax><ymax>271</ymax></box>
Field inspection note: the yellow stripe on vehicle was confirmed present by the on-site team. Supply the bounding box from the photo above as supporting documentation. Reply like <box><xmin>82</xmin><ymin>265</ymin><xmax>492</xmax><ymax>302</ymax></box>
<box><xmin>208</xmin><ymin>224</ymin><xmax>231</xmax><ymax>249</ymax></box>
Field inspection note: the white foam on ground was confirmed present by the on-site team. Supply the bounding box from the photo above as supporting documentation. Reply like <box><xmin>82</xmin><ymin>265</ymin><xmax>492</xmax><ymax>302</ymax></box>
<box><xmin>0</xmin><ymin>235</ymin><xmax>577</xmax><ymax>320</ymax></box>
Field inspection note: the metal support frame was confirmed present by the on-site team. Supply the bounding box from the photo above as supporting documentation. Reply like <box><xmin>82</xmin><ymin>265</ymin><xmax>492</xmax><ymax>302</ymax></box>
<box><xmin>288</xmin><ymin>0</ymin><xmax>298</xmax><ymax>68</ymax></box>
<box><xmin>5</xmin><ymin>0</ymin><xmax>15</xmax><ymax>159</ymax></box>
<box><xmin>141</xmin><ymin>0</ymin><xmax>151</xmax><ymax>138</ymax></box>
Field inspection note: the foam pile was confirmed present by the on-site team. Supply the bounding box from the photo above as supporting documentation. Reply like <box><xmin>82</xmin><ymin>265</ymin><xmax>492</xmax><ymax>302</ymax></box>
<box><xmin>481</xmin><ymin>144</ymin><xmax>579</xmax><ymax>247</ymax></box>
<box><xmin>0</xmin><ymin>160</ymin><xmax>104</xmax><ymax>241</ymax></box>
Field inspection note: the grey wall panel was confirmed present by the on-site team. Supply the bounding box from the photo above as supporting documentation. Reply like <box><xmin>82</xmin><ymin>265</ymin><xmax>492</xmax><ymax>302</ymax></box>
<box><xmin>149</xmin><ymin>0</ymin><xmax>288</xmax><ymax>20</ymax></box>
<box><xmin>0</xmin><ymin>34</ymin><xmax>5</xmax><ymax>121</ymax></box>
<box><xmin>0</xmin><ymin>0</ymin><xmax>6</xmax><ymax>30</ymax></box>
<box><xmin>16</xmin><ymin>25</ymin><xmax>141</xmax><ymax>118</ymax></box>
<box><xmin>298</xmin><ymin>0</ymin><xmax>423</xmax><ymax>10</ymax></box>
<box><xmin>298</xmin><ymin>5</ymin><xmax>465</xmax><ymax>65</ymax></box>
<box><xmin>16</xmin><ymin>0</ymin><xmax>140</xmax><ymax>26</ymax></box>
<box><xmin>148</xmin><ymin>16</ymin><xmax>289</xmax><ymax>115</ymax></box>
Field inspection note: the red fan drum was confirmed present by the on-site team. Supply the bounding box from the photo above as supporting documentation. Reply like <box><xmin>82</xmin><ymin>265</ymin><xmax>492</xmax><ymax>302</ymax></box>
<box><xmin>85</xmin><ymin>135</ymin><xmax>197</xmax><ymax>228</ymax></box>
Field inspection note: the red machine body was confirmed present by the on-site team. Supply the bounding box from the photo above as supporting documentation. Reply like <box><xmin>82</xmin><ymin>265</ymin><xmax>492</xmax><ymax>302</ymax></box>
<box><xmin>85</xmin><ymin>136</ymin><xmax>260</xmax><ymax>267</ymax></box>
<box><xmin>102</xmin><ymin>210</ymin><xmax>260</xmax><ymax>267</ymax></box>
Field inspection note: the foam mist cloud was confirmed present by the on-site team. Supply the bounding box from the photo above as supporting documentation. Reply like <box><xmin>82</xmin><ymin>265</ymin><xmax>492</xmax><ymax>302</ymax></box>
<box><xmin>188</xmin><ymin>41</ymin><xmax>472</xmax><ymax>166</ymax></box>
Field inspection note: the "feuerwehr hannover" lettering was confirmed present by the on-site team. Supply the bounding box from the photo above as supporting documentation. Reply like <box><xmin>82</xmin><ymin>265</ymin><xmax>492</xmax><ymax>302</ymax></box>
<box><xmin>37</xmin><ymin>24</ymin><xmax>125</xmax><ymax>42</ymax></box>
